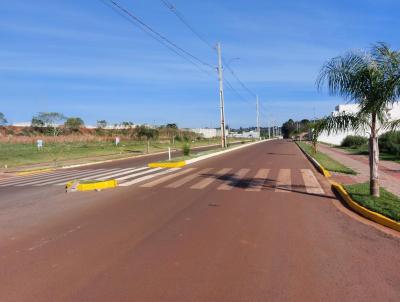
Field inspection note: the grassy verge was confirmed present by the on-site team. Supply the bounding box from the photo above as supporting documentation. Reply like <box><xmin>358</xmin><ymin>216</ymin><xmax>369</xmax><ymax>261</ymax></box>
<box><xmin>339</xmin><ymin>146</ymin><xmax>400</xmax><ymax>163</ymax></box>
<box><xmin>297</xmin><ymin>142</ymin><xmax>357</xmax><ymax>175</ymax></box>
<box><xmin>0</xmin><ymin>138</ymin><xmax>246</xmax><ymax>169</ymax></box>
<box><xmin>344</xmin><ymin>183</ymin><xmax>400</xmax><ymax>222</ymax></box>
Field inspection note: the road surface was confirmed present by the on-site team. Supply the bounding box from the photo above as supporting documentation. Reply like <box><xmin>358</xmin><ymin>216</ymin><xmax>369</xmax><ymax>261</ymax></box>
<box><xmin>0</xmin><ymin>140</ymin><xmax>399</xmax><ymax>302</ymax></box>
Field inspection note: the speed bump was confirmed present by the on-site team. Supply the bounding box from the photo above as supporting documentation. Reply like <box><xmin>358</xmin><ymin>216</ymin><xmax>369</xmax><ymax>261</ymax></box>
<box><xmin>66</xmin><ymin>179</ymin><xmax>118</xmax><ymax>192</ymax></box>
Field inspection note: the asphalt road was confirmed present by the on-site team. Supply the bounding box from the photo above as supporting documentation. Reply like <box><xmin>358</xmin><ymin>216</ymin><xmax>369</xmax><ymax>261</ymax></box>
<box><xmin>0</xmin><ymin>140</ymin><xmax>399</xmax><ymax>302</ymax></box>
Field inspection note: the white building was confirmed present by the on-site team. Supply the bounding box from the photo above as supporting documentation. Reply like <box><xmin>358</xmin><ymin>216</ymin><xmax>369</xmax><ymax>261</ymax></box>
<box><xmin>318</xmin><ymin>103</ymin><xmax>400</xmax><ymax>145</ymax></box>
<box><xmin>191</xmin><ymin>128</ymin><xmax>223</xmax><ymax>138</ymax></box>
<box><xmin>229</xmin><ymin>130</ymin><xmax>260</xmax><ymax>139</ymax></box>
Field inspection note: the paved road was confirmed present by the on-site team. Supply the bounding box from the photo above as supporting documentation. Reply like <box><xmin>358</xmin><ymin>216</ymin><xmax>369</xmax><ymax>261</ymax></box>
<box><xmin>0</xmin><ymin>140</ymin><xmax>399</xmax><ymax>302</ymax></box>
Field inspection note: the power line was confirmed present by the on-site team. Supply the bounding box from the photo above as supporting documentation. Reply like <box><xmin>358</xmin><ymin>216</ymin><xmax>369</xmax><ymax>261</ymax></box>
<box><xmin>222</xmin><ymin>59</ymin><xmax>257</xmax><ymax>98</ymax></box>
<box><xmin>100</xmin><ymin>0</ymin><xmax>215</xmax><ymax>76</ymax></box>
<box><xmin>159</xmin><ymin>0</ymin><xmax>215</xmax><ymax>50</ymax></box>
<box><xmin>159</xmin><ymin>0</ymin><xmax>259</xmax><ymax>101</ymax></box>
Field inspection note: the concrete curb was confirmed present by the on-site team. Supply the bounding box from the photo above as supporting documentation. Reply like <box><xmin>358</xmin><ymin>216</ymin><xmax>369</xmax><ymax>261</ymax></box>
<box><xmin>66</xmin><ymin>179</ymin><xmax>118</xmax><ymax>192</ymax></box>
<box><xmin>295</xmin><ymin>142</ymin><xmax>331</xmax><ymax>177</ymax></box>
<box><xmin>331</xmin><ymin>181</ymin><xmax>400</xmax><ymax>232</ymax></box>
<box><xmin>185</xmin><ymin>139</ymin><xmax>275</xmax><ymax>165</ymax></box>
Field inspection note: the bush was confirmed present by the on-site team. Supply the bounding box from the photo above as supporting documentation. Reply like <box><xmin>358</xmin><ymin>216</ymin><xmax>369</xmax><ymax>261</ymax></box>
<box><xmin>341</xmin><ymin>135</ymin><xmax>368</xmax><ymax>148</ymax></box>
<box><xmin>379</xmin><ymin>131</ymin><xmax>400</xmax><ymax>156</ymax></box>
<box><xmin>182</xmin><ymin>143</ymin><xmax>191</xmax><ymax>156</ymax></box>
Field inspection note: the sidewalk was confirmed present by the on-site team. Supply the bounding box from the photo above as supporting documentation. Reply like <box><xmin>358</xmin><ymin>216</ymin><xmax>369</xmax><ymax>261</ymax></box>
<box><xmin>318</xmin><ymin>144</ymin><xmax>400</xmax><ymax>197</ymax></box>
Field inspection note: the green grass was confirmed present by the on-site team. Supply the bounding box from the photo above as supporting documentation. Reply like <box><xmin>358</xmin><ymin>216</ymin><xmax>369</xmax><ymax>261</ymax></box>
<box><xmin>297</xmin><ymin>142</ymin><xmax>357</xmax><ymax>175</ymax></box>
<box><xmin>345</xmin><ymin>183</ymin><xmax>400</xmax><ymax>222</ymax></box>
<box><xmin>0</xmin><ymin>138</ymin><xmax>247</xmax><ymax>168</ymax></box>
<box><xmin>339</xmin><ymin>146</ymin><xmax>400</xmax><ymax>163</ymax></box>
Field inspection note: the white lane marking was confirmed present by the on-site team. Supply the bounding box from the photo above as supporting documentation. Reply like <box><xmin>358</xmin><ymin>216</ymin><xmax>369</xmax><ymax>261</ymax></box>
<box><xmin>52</xmin><ymin>168</ymin><xmax>147</xmax><ymax>185</ymax></box>
<box><xmin>27</xmin><ymin>169</ymin><xmax>116</xmax><ymax>186</ymax></box>
<box><xmin>119</xmin><ymin>168</ymin><xmax>180</xmax><ymax>186</ymax></box>
<box><xmin>165</xmin><ymin>168</ymin><xmax>211</xmax><ymax>188</ymax></box>
<box><xmin>0</xmin><ymin>170</ymin><xmax>81</xmax><ymax>186</ymax></box>
<box><xmin>141</xmin><ymin>168</ymin><xmax>196</xmax><ymax>188</ymax></box>
<box><xmin>0</xmin><ymin>171</ymin><xmax>57</xmax><ymax>184</ymax></box>
<box><xmin>217</xmin><ymin>168</ymin><xmax>250</xmax><ymax>191</ymax></box>
<box><xmin>245</xmin><ymin>169</ymin><xmax>270</xmax><ymax>192</ymax></box>
<box><xmin>115</xmin><ymin>167</ymin><xmax>159</xmax><ymax>182</ymax></box>
<box><xmin>275</xmin><ymin>169</ymin><xmax>291</xmax><ymax>192</ymax></box>
<box><xmin>300</xmin><ymin>169</ymin><xmax>324</xmax><ymax>194</ymax></box>
<box><xmin>190</xmin><ymin>168</ymin><xmax>232</xmax><ymax>190</ymax></box>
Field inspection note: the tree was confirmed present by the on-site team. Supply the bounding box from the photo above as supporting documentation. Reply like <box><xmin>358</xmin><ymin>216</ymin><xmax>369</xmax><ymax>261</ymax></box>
<box><xmin>317</xmin><ymin>43</ymin><xmax>400</xmax><ymax>197</ymax></box>
<box><xmin>96</xmin><ymin>120</ymin><xmax>107</xmax><ymax>129</ymax></box>
<box><xmin>64</xmin><ymin>117</ymin><xmax>84</xmax><ymax>132</ymax></box>
<box><xmin>281</xmin><ymin>119</ymin><xmax>296</xmax><ymax>138</ymax></box>
<box><xmin>0</xmin><ymin>112</ymin><xmax>7</xmax><ymax>126</ymax></box>
<box><xmin>31</xmin><ymin>112</ymin><xmax>66</xmax><ymax>136</ymax></box>
<box><xmin>166</xmin><ymin>123</ymin><xmax>178</xmax><ymax>129</ymax></box>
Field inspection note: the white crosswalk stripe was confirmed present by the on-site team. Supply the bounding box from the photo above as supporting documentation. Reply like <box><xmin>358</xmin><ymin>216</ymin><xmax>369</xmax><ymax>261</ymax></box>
<box><xmin>218</xmin><ymin>168</ymin><xmax>250</xmax><ymax>191</ymax></box>
<box><xmin>119</xmin><ymin>168</ymin><xmax>180</xmax><ymax>187</ymax></box>
<box><xmin>1</xmin><ymin>167</ymin><xmax>325</xmax><ymax>194</ymax></box>
<box><xmin>28</xmin><ymin>169</ymin><xmax>119</xmax><ymax>186</ymax></box>
<box><xmin>245</xmin><ymin>169</ymin><xmax>270</xmax><ymax>192</ymax></box>
<box><xmin>51</xmin><ymin>168</ymin><xmax>144</xmax><ymax>186</ymax></box>
<box><xmin>190</xmin><ymin>168</ymin><xmax>232</xmax><ymax>190</ymax></box>
<box><xmin>0</xmin><ymin>170</ymin><xmax>84</xmax><ymax>186</ymax></box>
<box><xmin>275</xmin><ymin>169</ymin><xmax>292</xmax><ymax>192</ymax></box>
<box><xmin>165</xmin><ymin>168</ymin><xmax>212</xmax><ymax>188</ymax></box>
<box><xmin>1</xmin><ymin>170</ymin><xmax>104</xmax><ymax>187</ymax></box>
<box><xmin>140</xmin><ymin>168</ymin><xmax>196</xmax><ymax>188</ymax></box>
<box><xmin>300</xmin><ymin>169</ymin><xmax>324</xmax><ymax>194</ymax></box>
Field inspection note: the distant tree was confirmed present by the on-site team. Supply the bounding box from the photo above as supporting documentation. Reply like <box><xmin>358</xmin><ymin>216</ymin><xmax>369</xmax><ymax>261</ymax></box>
<box><xmin>136</xmin><ymin>125</ymin><xmax>159</xmax><ymax>141</ymax></box>
<box><xmin>31</xmin><ymin>112</ymin><xmax>66</xmax><ymax>136</ymax></box>
<box><xmin>281</xmin><ymin>119</ymin><xmax>296</xmax><ymax>138</ymax></box>
<box><xmin>96</xmin><ymin>120</ymin><xmax>107</xmax><ymax>129</ymax></box>
<box><xmin>64</xmin><ymin>117</ymin><xmax>84</xmax><ymax>132</ymax></box>
<box><xmin>166</xmin><ymin>123</ymin><xmax>178</xmax><ymax>129</ymax></box>
<box><xmin>0</xmin><ymin>112</ymin><xmax>7</xmax><ymax>126</ymax></box>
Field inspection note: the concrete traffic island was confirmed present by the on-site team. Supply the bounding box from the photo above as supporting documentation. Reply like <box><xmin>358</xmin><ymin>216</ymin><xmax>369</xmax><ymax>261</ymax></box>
<box><xmin>66</xmin><ymin>179</ymin><xmax>118</xmax><ymax>192</ymax></box>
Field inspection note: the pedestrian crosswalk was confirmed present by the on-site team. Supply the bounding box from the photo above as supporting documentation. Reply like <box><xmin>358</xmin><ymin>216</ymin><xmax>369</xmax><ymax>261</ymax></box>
<box><xmin>0</xmin><ymin>166</ymin><xmax>325</xmax><ymax>194</ymax></box>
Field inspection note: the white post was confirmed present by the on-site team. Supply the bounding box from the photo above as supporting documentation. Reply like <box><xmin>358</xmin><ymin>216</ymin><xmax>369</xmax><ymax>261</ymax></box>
<box><xmin>256</xmin><ymin>95</ymin><xmax>260</xmax><ymax>140</ymax></box>
<box><xmin>217</xmin><ymin>42</ymin><xmax>226</xmax><ymax>148</ymax></box>
<box><xmin>168</xmin><ymin>147</ymin><xmax>171</xmax><ymax>161</ymax></box>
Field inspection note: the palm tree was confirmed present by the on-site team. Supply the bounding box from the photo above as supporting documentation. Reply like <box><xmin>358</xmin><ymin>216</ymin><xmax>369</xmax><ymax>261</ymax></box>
<box><xmin>317</xmin><ymin>43</ymin><xmax>400</xmax><ymax>197</ymax></box>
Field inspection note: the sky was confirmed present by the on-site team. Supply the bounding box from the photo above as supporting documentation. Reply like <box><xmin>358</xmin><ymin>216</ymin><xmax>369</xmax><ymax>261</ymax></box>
<box><xmin>1</xmin><ymin>0</ymin><xmax>400</xmax><ymax>128</ymax></box>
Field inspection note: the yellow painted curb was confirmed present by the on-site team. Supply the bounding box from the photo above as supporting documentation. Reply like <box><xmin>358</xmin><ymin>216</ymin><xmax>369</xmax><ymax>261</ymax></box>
<box><xmin>148</xmin><ymin>161</ymin><xmax>186</xmax><ymax>168</ymax></box>
<box><xmin>16</xmin><ymin>168</ymin><xmax>55</xmax><ymax>176</ymax></box>
<box><xmin>331</xmin><ymin>181</ymin><xmax>400</xmax><ymax>232</ymax></box>
<box><xmin>66</xmin><ymin>179</ymin><xmax>118</xmax><ymax>192</ymax></box>
<box><xmin>296</xmin><ymin>142</ymin><xmax>331</xmax><ymax>178</ymax></box>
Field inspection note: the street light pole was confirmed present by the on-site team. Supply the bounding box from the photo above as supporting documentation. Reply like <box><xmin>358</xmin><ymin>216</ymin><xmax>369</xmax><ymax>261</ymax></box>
<box><xmin>217</xmin><ymin>42</ymin><xmax>226</xmax><ymax>148</ymax></box>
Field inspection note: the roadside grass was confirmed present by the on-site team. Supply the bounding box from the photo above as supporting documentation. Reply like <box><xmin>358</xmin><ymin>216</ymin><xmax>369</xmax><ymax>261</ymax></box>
<box><xmin>338</xmin><ymin>146</ymin><xmax>400</xmax><ymax>163</ymax></box>
<box><xmin>0</xmin><ymin>138</ymin><xmax>244</xmax><ymax>168</ymax></box>
<box><xmin>297</xmin><ymin>142</ymin><xmax>357</xmax><ymax>175</ymax></box>
<box><xmin>344</xmin><ymin>183</ymin><xmax>400</xmax><ymax>222</ymax></box>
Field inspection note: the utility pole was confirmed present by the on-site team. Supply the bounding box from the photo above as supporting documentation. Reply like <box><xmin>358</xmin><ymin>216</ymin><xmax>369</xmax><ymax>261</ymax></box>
<box><xmin>217</xmin><ymin>42</ymin><xmax>226</xmax><ymax>148</ymax></box>
<box><xmin>256</xmin><ymin>95</ymin><xmax>260</xmax><ymax>140</ymax></box>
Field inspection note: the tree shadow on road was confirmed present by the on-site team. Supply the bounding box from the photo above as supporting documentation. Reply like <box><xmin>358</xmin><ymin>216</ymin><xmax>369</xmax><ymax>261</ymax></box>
<box><xmin>198</xmin><ymin>172</ymin><xmax>336</xmax><ymax>200</ymax></box>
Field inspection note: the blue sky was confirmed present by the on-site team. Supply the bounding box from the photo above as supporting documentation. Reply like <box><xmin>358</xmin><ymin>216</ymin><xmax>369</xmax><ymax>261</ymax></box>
<box><xmin>1</xmin><ymin>0</ymin><xmax>400</xmax><ymax>128</ymax></box>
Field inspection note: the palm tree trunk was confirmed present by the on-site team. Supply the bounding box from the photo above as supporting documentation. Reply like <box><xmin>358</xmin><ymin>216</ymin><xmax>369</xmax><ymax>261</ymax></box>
<box><xmin>369</xmin><ymin>113</ymin><xmax>380</xmax><ymax>197</ymax></box>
